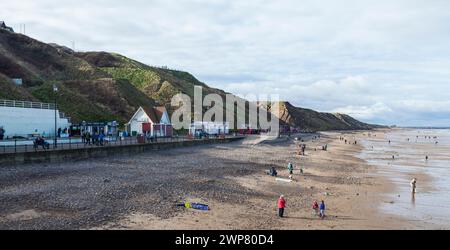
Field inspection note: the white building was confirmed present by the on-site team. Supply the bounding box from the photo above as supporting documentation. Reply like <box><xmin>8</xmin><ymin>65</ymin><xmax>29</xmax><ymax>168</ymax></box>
<box><xmin>126</xmin><ymin>106</ymin><xmax>172</xmax><ymax>137</ymax></box>
<box><xmin>0</xmin><ymin>99</ymin><xmax>71</xmax><ymax>138</ymax></box>
<box><xmin>189</xmin><ymin>121</ymin><xmax>230</xmax><ymax>136</ymax></box>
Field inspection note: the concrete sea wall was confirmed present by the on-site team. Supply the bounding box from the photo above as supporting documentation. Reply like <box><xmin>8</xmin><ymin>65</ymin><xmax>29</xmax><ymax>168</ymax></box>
<box><xmin>0</xmin><ymin>137</ymin><xmax>244</xmax><ymax>166</ymax></box>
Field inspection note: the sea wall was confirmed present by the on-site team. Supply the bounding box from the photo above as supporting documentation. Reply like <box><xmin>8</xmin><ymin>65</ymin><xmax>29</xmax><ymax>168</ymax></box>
<box><xmin>0</xmin><ymin>137</ymin><xmax>244</xmax><ymax>166</ymax></box>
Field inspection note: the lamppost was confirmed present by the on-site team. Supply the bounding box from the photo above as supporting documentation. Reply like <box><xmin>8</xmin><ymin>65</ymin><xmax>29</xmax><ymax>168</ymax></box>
<box><xmin>53</xmin><ymin>84</ymin><xmax>58</xmax><ymax>148</ymax></box>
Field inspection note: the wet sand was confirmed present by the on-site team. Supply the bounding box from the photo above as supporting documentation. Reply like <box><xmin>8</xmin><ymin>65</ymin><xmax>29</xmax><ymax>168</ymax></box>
<box><xmin>358</xmin><ymin>129</ymin><xmax>450</xmax><ymax>229</ymax></box>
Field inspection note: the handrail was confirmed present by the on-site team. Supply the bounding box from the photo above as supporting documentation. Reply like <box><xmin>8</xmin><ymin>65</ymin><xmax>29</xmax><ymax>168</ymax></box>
<box><xmin>0</xmin><ymin>99</ymin><xmax>69</xmax><ymax>121</ymax></box>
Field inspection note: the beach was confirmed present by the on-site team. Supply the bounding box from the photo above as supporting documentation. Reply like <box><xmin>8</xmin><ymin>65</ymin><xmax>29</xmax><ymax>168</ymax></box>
<box><xmin>0</xmin><ymin>129</ymin><xmax>448</xmax><ymax>230</ymax></box>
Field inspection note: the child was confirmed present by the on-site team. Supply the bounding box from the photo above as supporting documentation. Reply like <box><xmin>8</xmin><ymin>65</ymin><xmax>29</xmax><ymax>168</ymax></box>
<box><xmin>319</xmin><ymin>200</ymin><xmax>326</xmax><ymax>219</ymax></box>
<box><xmin>312</xmin><ymin>200</ymin><xmax>319</xmax><ymax>216</ymax></box>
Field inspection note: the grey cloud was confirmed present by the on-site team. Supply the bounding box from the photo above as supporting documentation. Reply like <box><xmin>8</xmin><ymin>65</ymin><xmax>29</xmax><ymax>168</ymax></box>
<box><xmin>2</xmin><ymin>0</ymin><xmax>450</xmax><ymax>126</ymax></box>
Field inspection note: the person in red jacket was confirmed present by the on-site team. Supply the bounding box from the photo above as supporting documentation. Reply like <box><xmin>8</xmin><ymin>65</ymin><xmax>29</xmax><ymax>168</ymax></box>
<box><xmin>278</xmin><ymin>195</ymin><xmax>286</xmax><ymax>218</ymax></box>
<box><xmin>312</xmin><ymin>200</ymin><xmax>319</xmax><ymax>217</ymax></box>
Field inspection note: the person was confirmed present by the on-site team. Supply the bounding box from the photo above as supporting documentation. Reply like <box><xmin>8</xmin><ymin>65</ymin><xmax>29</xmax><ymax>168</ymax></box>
<box><xmin>288</xmin><ymin>163</ymin><xmax>294</xmax><ymax>175</ymax></box>
<box><xmin>269</xmin><ymin>167</ymin><xmax>278</xmax><ymax>177</ymax></box>
<box><xmin>98</xmin><ymin>132</ymin><xmax>105</xmax><ymax>146</ymax></box>
<box><xmin>278</xmin><ymin>195</ymin><xmax>286</xmax><ymax>218</ymax></box>
<box><xmin>34</xmin><ymin>136</ymin><xmax>50</xmax><ymax>150</ymax></box>
<box><xmin>426</xmin><ymin>156</ymin><xmax>429</xmax><ymax>161</ymax></box>
<box><xmin>312</xmin><ymin>200</ymin><xmax>319</xmax><ymax>216</ymax></box>
<box><xmin>85</xmin><ymin>132</ymin><xmax>91</xmax><ymax>145</ymax></box>
<box><xmin>81</xmin><ymin>130</ymin><xmax>86</xmax><ymax>144</ymax></box>
<box><xmin>57</xmin><ymin>128</ymin><xmax>62</xmax><ymax>138</ymax></box>
<box><xmin>0</xmin><ymin>126</ymin><xmax>4</xmax><ymax>140</ymax></box>
<box><xmin>410</xmin><ymin>178</ymin><xmax>417</xmax><ymax>194</ymax></box>
<box><xmin>319</xmin><ymin>200</ymin><xmax>326</xmax><ymax>219</ymax></box>
<box><xmin>92</xmin><ymin>132</ymin><xmax>99</xmax><ymax>145</ymax></box>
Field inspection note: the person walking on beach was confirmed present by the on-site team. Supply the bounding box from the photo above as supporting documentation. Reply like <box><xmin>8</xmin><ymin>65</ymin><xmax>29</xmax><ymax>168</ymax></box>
<box><xmin>278</xmin><ymin>195</ymin><xmax>286</xmax><ymax>218</ymax></box>
<box><xmin>319</xmin><ymin>200</ymin><xmax>326</xmax><ymax>219</ymax></box>
<box><xmin>288</xmin><ymin>162</ymin><xmax>294</xmax><ymax>175</ymax></box>
<box><xmin>312</xmin><ymin>200</ymin><xmax>319</xmax><ymax>217</ymax></box>
<box><xmin>410</xmin><ymin>178</ymin><xmax>417</xmax><ymax>194</ymax></box>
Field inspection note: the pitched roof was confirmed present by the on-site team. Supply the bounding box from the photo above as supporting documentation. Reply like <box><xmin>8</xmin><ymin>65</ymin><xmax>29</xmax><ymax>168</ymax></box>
<box><xmin>141</xmin><ymin>107</ymin><xmax>159</xmax><ymax>123</ymax></box>
<box><xmin>154</xmin><ymin>106</ymin><xmax>168</xmax><ymax>122</ymax></box>
<box><xmin>129</xmin><ymin>106</ymin><xmax>169</xmax><ymax>124</ymax></box>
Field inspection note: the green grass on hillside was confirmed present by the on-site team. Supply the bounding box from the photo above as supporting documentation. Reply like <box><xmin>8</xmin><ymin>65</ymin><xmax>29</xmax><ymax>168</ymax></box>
<box><xmin>30</xmin><ymin>82</ymin><xmax>119</xmax><ymax>123</ymax></box>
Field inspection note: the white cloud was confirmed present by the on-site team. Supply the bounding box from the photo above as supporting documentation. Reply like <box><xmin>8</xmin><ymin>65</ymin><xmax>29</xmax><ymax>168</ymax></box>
<box><xmin>2</xmin><ymin>0</ymin><xmax>450</xmax><ymax>126</ymax></box>
<box><xmin>332</xmin><ymin>103</ymin><xmax>393</xmax><ymax>120</ymax></box>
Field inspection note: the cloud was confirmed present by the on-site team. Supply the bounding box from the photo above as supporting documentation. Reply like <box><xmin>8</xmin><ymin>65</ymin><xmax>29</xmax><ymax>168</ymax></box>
<box><xmin>2</xmin><ymin>0</ymin><xmax>450</xmax><ymax>126</ymax></box>
<box><xmin>332</xmin><ymin>103</ymin><xmax>393</xmax><ymax>120</ymax></box>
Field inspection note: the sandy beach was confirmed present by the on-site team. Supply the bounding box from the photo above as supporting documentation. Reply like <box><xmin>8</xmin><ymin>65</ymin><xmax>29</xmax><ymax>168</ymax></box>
<box><xmin>99</xmin><ymin>130</ymin><xmax>437</xmax><ymax>230</ymax></box>
<box><xmin>0</xmin><ymin>129</ymin><xmax>445</xmax><ymax>230</ymax></box>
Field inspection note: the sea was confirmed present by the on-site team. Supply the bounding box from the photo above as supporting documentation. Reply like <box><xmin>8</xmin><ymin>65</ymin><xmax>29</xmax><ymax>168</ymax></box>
<box><xmin>358</xmin><ymin>129</ymin><xmax>450</xmax><ymax>229</ymax></box>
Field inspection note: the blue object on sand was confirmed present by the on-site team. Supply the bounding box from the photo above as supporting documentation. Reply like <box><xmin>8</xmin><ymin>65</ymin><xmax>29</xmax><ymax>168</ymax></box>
<box><xmin>176</xmin><ymin>202</ymin><xmax>210</xmax><ymax>211</ymax></box>
<box><xmin>190</xmin><ymin>203</ymin><xmax>209</xmax><ymax>211</ymax></box>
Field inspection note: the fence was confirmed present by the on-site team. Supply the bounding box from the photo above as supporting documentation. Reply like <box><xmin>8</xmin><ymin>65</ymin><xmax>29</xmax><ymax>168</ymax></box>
<box><xmin>0</xmin><ymin>99</ymin><xmax>69</xmax><ymax>119</ymax></box>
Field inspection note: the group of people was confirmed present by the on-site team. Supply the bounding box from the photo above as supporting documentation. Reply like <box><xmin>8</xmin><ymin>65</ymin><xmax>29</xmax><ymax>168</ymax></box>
<box><xmin>277</xmin><ymin>195</ymin><xmax>326</xmax><ymax>219</ymax></box>
<box><xmin>340</xmin><ymin>137</ymin><xmax>357</xmax><ymax>145</ymax></box>
<box><xmin>33</xmin><ymin>136</ymin><xmax>50</xmax><ymax>150</ymax></box>
<box><xmin>81</xmin><ymin>131</ymin><xmax>106</xmax><ymax>146</ymax></box>
<box><xmin>0</xmin><ymin>126</ymin><xmax>4</xmax><ymax>140</ymax></box>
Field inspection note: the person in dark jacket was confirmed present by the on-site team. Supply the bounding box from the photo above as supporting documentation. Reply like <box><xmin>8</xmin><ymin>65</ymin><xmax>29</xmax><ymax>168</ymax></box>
<box><xmin>0</xmin><ymin>126</ymin><xmax>4</xmax><ymax>140</ymax></box>
<box><xmin>85</xmin><ymin>132</ymin><xmax>91</xmax><ymax>145</ymax></box>
<box><xmin>269</xmin><ymin>167</ymin><xmax>278</xmax><ymax>177</ymax></box>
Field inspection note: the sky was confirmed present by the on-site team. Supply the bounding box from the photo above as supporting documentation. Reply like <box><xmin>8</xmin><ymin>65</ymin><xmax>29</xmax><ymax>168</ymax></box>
<box><xmin>2</xmin><ymin>0</ymin><xmax>450</xmax><ymax>126</ymax></box>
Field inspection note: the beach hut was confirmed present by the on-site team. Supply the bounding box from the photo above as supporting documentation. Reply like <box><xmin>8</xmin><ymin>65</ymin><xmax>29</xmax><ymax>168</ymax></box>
<box><xmin>126</xmin><ymin>106</ymin><xmax>172</xmax><ymax>137</ymax></box>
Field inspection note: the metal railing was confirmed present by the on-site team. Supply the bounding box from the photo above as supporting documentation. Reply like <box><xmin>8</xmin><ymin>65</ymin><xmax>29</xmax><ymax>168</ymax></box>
<box><xmin>0</xmin><ymin>135</ymin><xmax>243</xmax><ymax>154</ymax></box>
<box><xmin>0</xmin><ymin>99</ymin><xmax>55</xmax><ymax>110</ymax></box>
<box><xmin>0</xmin><ymin>99</ymin><xmax>70</xmax><ymax>121</ymax></box>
